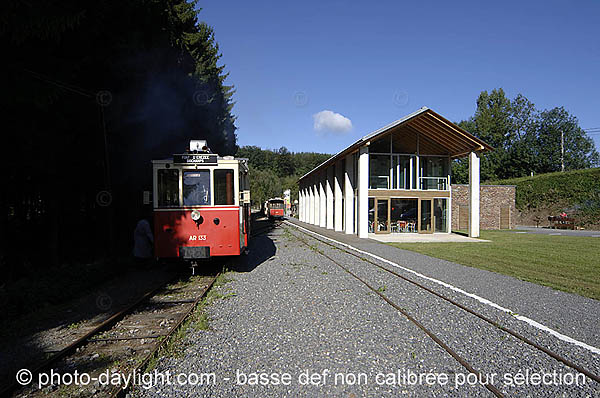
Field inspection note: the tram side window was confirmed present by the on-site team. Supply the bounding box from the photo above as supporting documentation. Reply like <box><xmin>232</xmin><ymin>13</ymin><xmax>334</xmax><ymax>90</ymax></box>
<box><xmin>214</xmin><ymin>169</ymin><xmax>234</xmax><ymax>205</ymax></box>
<box><xmin>157</xmin><ymin>169</ymin><xmax>179</xmax><ymax>207</ymax></box>
<box><xmin>183</xmin><ymin>170</ymin><xmax>211</xmax><ymax>206</ymax></box>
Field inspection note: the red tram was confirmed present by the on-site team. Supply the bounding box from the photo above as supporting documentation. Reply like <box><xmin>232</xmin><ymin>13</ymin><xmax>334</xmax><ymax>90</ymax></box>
<box><xmin>152</xmin><ymin>140</ymin><xmax>251</xmax><ymax>260</ymax></box>
<box><xmin>266</xmin><ymin>198</ymin><xmax>285</xmax><ymax>219</ymax></box>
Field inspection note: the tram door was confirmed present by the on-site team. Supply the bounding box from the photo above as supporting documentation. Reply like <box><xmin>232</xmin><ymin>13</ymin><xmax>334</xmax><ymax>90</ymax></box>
<box><xmin>375</xmin><ymin>198</ymin><xmax>390</xmax><ymax>233</ymax></box>
<box><xmin>418</xmin><ymin>199</ymin><xmax>434</xmax><ymax>233</ymax></box>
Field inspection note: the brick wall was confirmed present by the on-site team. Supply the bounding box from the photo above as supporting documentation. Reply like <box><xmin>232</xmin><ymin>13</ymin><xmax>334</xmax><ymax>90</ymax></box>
<box><xmin>451</xmin><ymin>185</ymin><xmax>516</xmax><ymax>230</ymax></box>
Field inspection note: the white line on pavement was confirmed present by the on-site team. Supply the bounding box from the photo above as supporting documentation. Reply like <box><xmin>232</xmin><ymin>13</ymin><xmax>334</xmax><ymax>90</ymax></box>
<box><xmin>285</xmin><ymin>221</ymin><xmax>600</xmax><ymax>356</ymax></box>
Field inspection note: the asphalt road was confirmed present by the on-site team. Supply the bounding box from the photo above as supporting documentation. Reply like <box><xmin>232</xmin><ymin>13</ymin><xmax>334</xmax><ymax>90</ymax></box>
<box><xmin>514</xmin><ymin>226</ymin><xmax>600</xmax><ymax>237</ymax></box>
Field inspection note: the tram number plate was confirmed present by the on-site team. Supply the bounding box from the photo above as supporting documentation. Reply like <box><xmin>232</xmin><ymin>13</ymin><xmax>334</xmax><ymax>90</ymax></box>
<box><xmin>189</xmin><ymin>235</ymin><xmax>207</xmax><ymax>241</ymax></box>
<box><xmin>174</xmin><ymin>154</ymin><xmax>218</xmax><ymax>164</ymax></box>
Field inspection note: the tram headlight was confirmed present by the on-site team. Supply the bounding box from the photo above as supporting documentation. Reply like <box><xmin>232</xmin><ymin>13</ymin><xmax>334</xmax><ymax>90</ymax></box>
<box><xmin>191</xmin><ymin>210</ymin><xmax>202</xmax><ymax>221</ymax></box>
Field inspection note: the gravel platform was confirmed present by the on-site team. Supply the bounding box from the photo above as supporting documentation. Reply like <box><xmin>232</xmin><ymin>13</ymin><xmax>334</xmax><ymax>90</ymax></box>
<box><xmin>286</xmin><ymin>226</ymin><xmax>600</xmax><ymax>397</ymax></box>
<box><xmin>133</xmin><ymin>224</ymin><xmax>599</xmax><ymax>397</ymax></box>
<box><xmin>135</xmin><ymin>227</ymin><xmax>489</xmax><ymax>397</ymax></box>
<box><xmin>287</xmin><ymin>219</ymin><xmax>600</xmax><ymax>350</ymax></box>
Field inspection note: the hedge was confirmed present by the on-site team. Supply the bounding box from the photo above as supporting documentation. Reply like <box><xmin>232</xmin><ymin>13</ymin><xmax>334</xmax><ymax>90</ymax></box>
<box><xmin>489</xmin><ymin>168</ymin><xmax>600</xmax><ymax>226</ymax></box>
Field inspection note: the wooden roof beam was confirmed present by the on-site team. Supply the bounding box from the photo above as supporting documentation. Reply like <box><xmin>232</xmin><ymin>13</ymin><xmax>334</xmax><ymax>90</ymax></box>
<box><xmin>405</xmin><ymin>122</ymin><xmax>463</xmax><ymax>154</ymax></box>
<box><xmin>410</xmin><ymin>117</ymin><xmax>476</xmax><ymax>150</ymax></box>
<box><xmin>424</xmin><ymin>111</ymin><xmax>490</xmax><ymax>151</ymax></box>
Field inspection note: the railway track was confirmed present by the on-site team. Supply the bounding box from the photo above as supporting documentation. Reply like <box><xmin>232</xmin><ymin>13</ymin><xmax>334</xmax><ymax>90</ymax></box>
<box><xmin>251</xmin><ymin>219</ymin><xmax>284</xmax><ymax>237</ymax></box>
<box><xmin>2</xmin><ymin>273</ymin><xmax>218</xmax><ymax>398</ymax></box>
<box><xmin>2</xmin><ymin>220</ymin><xmax>280</xmax><ymax>398</ymax></box>
<box><xmin>285</xmin><ymin>223</ymin><xmax>600</xmax><ymax>397</ymax></box>
<box><xmin>105</xmin><ymin>274</ymin><xmax>218</xmax><ymax>398</ymax></box>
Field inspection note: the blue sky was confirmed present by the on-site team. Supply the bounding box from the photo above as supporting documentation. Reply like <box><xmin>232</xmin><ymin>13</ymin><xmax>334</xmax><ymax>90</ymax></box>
<box><xmin>199</xmin><ymin>0</ymin><xmax>600</xmax><ymax>154</ymax></box>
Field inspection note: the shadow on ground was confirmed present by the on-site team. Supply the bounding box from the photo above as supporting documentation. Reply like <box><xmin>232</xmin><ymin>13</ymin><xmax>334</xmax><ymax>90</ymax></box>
<box><xmin>230</xmin><ymin>219</ymin><xmax>278</xmax><ymax>273</ymax></box>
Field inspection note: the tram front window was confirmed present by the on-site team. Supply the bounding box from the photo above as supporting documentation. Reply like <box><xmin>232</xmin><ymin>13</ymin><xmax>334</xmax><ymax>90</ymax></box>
<box><xmin>157</xmin><ymin>169</ymin><xmax>179</xmax><ymax>207</ymax></box>
<box><xmin>183</xmin><ymin>170</ymin><xmax>211</xmax><ymax>206</ymax></box>
<box><xmin>270</xmin><ymin>201</ymin><xmax>284</xmax><ymax>209</ymax></box>
<box><xmin>214</xmin><ymin>169</ymin><xmax>234</xmax><ymax>205</ymax></box>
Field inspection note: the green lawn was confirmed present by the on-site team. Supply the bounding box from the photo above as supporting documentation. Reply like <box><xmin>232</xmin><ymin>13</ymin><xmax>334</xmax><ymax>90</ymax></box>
<box><xmin>388</xmin><ymin>231</ymin><xmax>600</xmax><ymax>300</ymax></box>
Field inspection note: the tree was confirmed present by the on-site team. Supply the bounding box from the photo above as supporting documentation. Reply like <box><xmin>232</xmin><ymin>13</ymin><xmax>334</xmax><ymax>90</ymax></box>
<box><xmin>249</xmin><ymin>168</ymin><xmax>281</xmax><ymax>208</ymax></box>
<box><xmin>237</xmin><ymin>146</ymin><xmax>268</xmax><ymax>169</ymax></box>
<box><xmin>236</xmin><ymin>146</ymin><xmax>331</xmax><ymax>205</ymax></box>
<box><xmin>275</xmin><ymin>147</ymin><xmax>295</xmax><ymax>177</ymax></box>
<box><xmin>1</xmin><ymin>0</ymin><xmax>237</xmax><ymax>277</ymax></box>
<box><xmin>453</xmin><ymin>89</ymin><xmax>599</xmax><ymax>183</ymax></box>
<box><xmin>536</xmin><ymin>107</ymin><xmax>599</xmax><ymax>173</ymax></box>
<box><xmin>455</xmin><ymin>89</ymin><xmax>514</xmax><ymax>181</ymax></box>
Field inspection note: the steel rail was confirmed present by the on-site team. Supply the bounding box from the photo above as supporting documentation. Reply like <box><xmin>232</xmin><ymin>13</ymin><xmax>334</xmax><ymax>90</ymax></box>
<box><xmin>0</xmin><ymin>275</ymin><xmax>179</xmax><ymax>398</ymax></box>
<box><xmin>250</xmin><ymin>220</ymin><xmax>284</xmax><ymax>237</ymax></box>
<box><xmin>108</xmin><ymin>274</ymin><xmax>219</xmax><ymax>398</ymax></box>
<box><xmin>109</xmin><ymin>220</ymin><xmax>282</xmax><ymax>397</ymax></box>
<box><xmin>286</xmin><ymin>222</ymin><xmax>600</xmax><ymax>385</ymax></box>
<box><xmin>291</xmin><ymin>230</ymin><xmax>505</xmax><ymax>397</ymax></box>
<box><xmin>2</xmin><ymin>220</ymin><xmax>281</xmax><ymax>397</ymax></box>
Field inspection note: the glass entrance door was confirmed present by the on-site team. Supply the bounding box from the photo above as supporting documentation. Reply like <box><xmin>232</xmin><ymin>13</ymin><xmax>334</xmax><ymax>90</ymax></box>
<box><xmin>418</xmin><ymin>199</ymin><xmax>433</xmax><ymax>233</ymax></box>
<box><xmin>375</xmin><ymin>198</ymin><xmax>390</xmax><ymax>233</ymax></box>
<box><xmin>434</xmin><ymin>198</ymin><xmax>448</xmax><ymax>233</ymax></box>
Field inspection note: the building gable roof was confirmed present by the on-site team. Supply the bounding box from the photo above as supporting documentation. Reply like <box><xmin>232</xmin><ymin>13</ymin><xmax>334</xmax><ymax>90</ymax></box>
<box><xmin>299</xmin><ymin>107</ymin><xmax>492</xmax><ymax>181</ymax></box>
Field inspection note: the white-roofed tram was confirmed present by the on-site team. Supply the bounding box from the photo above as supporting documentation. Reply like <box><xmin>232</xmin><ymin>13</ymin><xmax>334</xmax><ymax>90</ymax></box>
<box><xmin>152</xmin><ymin>140</ymin><xmax>251</xmax><ymax>261</ymax></box>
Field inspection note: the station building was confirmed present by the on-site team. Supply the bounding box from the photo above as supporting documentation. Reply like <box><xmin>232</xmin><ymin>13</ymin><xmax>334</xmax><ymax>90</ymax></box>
<box><xmin>297</xmin><ymin>107</ymin><xmax>493</xmax><ymax>238</ymax></box>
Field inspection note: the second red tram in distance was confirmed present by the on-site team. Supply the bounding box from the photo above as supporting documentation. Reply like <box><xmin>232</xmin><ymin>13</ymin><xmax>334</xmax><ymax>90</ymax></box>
<box><xmin>266</xmin><ymin>198</ymin><xmax>285</xmax><ymax>219</ymax></box>
<box><xmin>152</xmin><ymin>140</ymin><xmax>251</xmax><ymax>260</ymax></box>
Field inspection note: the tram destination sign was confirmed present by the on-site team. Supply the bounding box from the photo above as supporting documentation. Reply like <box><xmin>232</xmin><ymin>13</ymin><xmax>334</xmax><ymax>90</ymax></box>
<box><xmin>173</xmin><ymin>153</ymin><xmax>218</xmax><ymax>165</ymax></box>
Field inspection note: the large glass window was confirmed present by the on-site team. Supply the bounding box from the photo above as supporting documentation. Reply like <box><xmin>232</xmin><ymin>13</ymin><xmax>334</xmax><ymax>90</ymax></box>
<box><xmin>369</xmin><ymin>155</ymin><xmax>390</xmax><ymax>189</ymax></box>
<box><xmin>183</xmin><ymin>170</ymin><xmax>211</xmax><ymax>206</ymax></box>
<box><xmin>376</xmin><ymin>199</ymin><xmax>389</xmax><ymax>232</ymax></box>
<box><xmin>157</xmin><ymin>169</ymin><xmax>179</xmax><ymax>207</ymax></box>
<box><xmin>214</xmin><ymin>169</ymin><xmax>234</xmax><ymax>205</ymax></box>
<box><xmin>420</xmin><ymin>157</ymin><xmax>449</xmax><ymax>190</ymax></box>
<box><xmin>368</xmin><ymin>198</ymin><xmax>375</xmax><ymax>233</ymax></box>
<box><xmin>369</xmin><ymin>135</ymin><xmax>391</xmax><ymax>153</ymax></box>
<box><xmin>392</xmin><ymin>156</ymin><xmax>411</xmax><ymax>189</ymax></box>
<box><xmin>420</xmin><ymin>199</ymin><xmax>433</xmax><ymax>233</ymax></box>
<box><xmin>434</xmin><ymin>198</ymin><xmax>448</xmax><ymax>232</ymax></box>
<box><xmin>412</xmin><ymin>158</ymin><xmax>417</xmax><ymax>190</ymax></box>
<box><xmin>390</xmin><ymin>199</ymin><xmax>417</xmax><ymax>233</ymax></box>
<box><xmin>392</xmin><ymin>156</ymin><xmax>399</xmax><ymax>189</ymax></box>
<box><xmin>422</xmin><ymin>157</ymin><xmax>448</xmax><ymax>177</ymax></box>
<box><xmin>401</xmin><ymin>157</ymin><xmax>411</xmax><ymax>189</ymax></box>
<box><xmin>392</xmin><ymin>129</ymin><xmax>417</xmax><ymax>153</ymax></box>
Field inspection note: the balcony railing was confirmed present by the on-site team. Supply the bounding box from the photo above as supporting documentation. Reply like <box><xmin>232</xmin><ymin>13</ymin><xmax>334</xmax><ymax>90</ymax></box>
<box><xmin>419</xmin><ymin>176</ymin><xmax>450</xmax><ymax>191</ymax></box>
<box><xmin>369</xmin><ymin>175</ymin><xmax>450</xmax><ymax>190</ymax></box>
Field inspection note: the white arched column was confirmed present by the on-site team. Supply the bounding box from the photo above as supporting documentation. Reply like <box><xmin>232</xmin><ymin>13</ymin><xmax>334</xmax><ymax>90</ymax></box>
<box><xmin>313</xmin><ymin>180</ymin><xmax>319</xmax><ymax>225</ymax></box>
<box><xmin>344</xmin><ymin>154</ymin><xmax>354</xmax><ymax>235</ymax></box>
<box><xmin>334</xmin><ymin>160</ymin><xmax>343</xmax><ymax>232</ymax></box>
<box><xmin>319</xmin><ymin>172</ymin><xmax>326</xmax><ymax>228</ymax></box>
<box><xmin>309</xmin><ymin>182</ymin><xmax>315</xmax><ymax>225</ymax></box>
<box><xmin>326</xmin><ymin>166</ymin><xmax>334</xmax><ymax>229</ymax></box>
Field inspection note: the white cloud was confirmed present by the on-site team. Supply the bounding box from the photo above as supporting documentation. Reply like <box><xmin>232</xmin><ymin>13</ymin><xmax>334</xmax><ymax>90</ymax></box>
<box><xmin>312</xmin><ymin>110</ymin><xmax>353</xmax><ymax>134</ymax></box>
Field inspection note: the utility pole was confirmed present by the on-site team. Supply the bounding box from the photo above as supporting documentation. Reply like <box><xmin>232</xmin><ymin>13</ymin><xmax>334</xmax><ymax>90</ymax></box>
<box><xmin>561</xmin><ymin>130</ymin><xmax>565</xmax><ymax>172</ymax></box>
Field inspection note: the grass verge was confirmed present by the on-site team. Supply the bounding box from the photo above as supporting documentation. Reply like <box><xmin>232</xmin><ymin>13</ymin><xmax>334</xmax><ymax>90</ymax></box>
<box><xmin>388</xmin><ymin>231</ymin><xmax>600</xmax><ymax>300</ymax></box>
